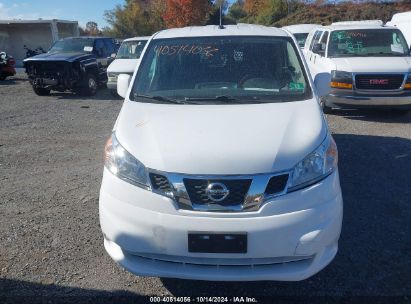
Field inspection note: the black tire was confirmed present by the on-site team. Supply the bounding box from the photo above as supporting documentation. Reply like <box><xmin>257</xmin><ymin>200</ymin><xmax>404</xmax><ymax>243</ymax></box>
<box><xmin>110</xmin><ymin>89</ymin><xmax>120</xmax><ymax>98</ymax></box>
<box><xmin>33</xmin><ymin>87</ymin><xmax>51</xmax><ymax>96</ymax></box>
<box><xmin>79</xmin><ymin>74</ymin><xmax>98</xmax><ymax>96</ymax></box>
<box><xmin>0</xmin><ymin>76</ymin><xmax>6</xmax><ymax>81</ymax></box>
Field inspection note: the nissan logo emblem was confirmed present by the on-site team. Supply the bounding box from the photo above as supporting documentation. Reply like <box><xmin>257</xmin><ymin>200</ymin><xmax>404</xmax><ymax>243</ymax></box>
<box><xmin>206</xmin><ymin>183</ymin><xmax>230</xmax><ymax>202</ymax></box>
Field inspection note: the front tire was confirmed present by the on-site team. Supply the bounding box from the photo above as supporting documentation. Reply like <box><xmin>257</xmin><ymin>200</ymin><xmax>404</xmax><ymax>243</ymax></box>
<box><xmin>110</xmin><ymin>89</ymin><xmax>120</xmax><ymax>98</ymax></box>
<box><xmin>79</xmin><ymin>74</ymin><xmax>98</xmax><ymax>96</ymax></box>
<box><xmin>33</xmin><ymin>87</ymin><xmax>51</xmax><ymax>96</ymax></box>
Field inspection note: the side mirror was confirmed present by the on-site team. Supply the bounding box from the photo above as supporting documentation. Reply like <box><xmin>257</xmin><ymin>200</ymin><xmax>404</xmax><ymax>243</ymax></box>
<box><xmin>117</xmin><ymin>74</ymin><xmax>131</xmax><ymax>98</ymax></box>
<box><xmin>313</xmin><ymin>43</ymin><xmax>325</xmax><ymax>55</ymax></box>
<box><xmin>110</xmin><ymin>53</ymin><xmax>117</xmax><ymax>59</ymax></box>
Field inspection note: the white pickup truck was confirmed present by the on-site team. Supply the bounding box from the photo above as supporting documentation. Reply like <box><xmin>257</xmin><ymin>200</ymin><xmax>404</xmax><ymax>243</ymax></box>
<box><xmin>304</xmin><ymin>22</ymin><xmax>411</xmax><ymax>113</ymax></box>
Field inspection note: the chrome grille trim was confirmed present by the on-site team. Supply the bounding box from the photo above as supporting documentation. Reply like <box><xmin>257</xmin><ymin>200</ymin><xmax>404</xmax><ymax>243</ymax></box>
<box><xmin>147</xmin><ymin>169</ymin><xmax>292</xmax><ymax>212</ymax></box>
<box><xmin>353</xmin><ymin>72</ymin><xmax>407</xmax><ymax>93</ymax></box>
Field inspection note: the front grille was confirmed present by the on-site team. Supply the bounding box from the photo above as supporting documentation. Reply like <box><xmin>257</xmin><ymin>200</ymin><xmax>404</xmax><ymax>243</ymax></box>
<box><xmin>149</xmin><ymin>173</ymin><xmax>172</xmax><ymax>192</ymax></box>
<box><xmin>32</xmin><ymin>61</ymin><xmax>72</xmax><ymax>79</ymax></box>
<box><xmin>355</xmin><ymin>74</ymin><xmax>404</xmax><ymax>90</ymax></box>
<box><xmin>265</xmin><ymin>174</ymin><xmax>289</xmax><ymax>195</ymax></box>
<box><xmin>184</xmin><ymin>179</ymin><xmax>252</xmax><ymax>206</ymax></box>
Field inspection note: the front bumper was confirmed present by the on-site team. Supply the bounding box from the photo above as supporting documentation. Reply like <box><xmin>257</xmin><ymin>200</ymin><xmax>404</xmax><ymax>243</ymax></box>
<box><xmin>1</xmin><ymin>66</ymin><xmax>16</xmax><ymax>77</ymax></box>
<box><xmin>324</xmin><ymin>89</ymin><xmax>411</xmax><ymax>109</ymax></box>
<box><xmin>30</xmin><ymin>76</ymin><xmax>80</xmax><ymax>91</ymax></box>
<box><xmin>99</xmin><ymin>169</ymin><xmax>343</xmax><ymax>281</ymax></box>
<box><xmin>107</xmin><ymin>77</ymin><xmax>117</xmax><ymax>90</ymax></box>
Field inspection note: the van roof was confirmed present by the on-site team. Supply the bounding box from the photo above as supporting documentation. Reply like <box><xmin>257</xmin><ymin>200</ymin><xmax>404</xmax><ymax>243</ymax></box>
<box><xmin>124</xmin><ymin>36</ymin><xmax>151</xmax><ymax>42</ymax></box>
<box><xmin>316</xmin><ymin>24</ymin><xmax>396</xmax><ymax>31</ymax></box>
<box><xmin>390</xmin><ymin>11</ymin><xmax>411</xmax><ymax>23</ymax></box>
<box><xmin>331</xmin><ymin>20</ymin><xmax>383</xmax><ymax>26</ymax></box>
<box><xmin>282</xmin><ymin>24</ymin><xmax>321</xmax><ymax>34</ymax></box>
<box><xmin>153</xmin><ymin>24</ymin><xmax>290</xmax><ymax>39</ymax></box>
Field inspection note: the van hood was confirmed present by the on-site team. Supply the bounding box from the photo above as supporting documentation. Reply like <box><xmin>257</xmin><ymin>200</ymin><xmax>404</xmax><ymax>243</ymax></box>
<box><xmin>114</xmin><ymin>99</ymin><xmax>326</xmax><ymax>175</ymax></box>
<box><xmin>107</xmin><ymin>59</ymin><xmax>139</xmax><ymax>74</ymax></box>
<box><xmin>332</xmin><ymin>57</ymin><xmax>411</xmax><ymax>73</ymax></box>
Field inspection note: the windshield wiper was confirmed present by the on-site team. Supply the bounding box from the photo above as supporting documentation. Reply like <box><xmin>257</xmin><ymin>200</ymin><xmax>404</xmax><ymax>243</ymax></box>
<box><xmin>366</xmin><ymin>52</ymin><xmax>405</xmax><ymax>57</ymax></box>
<box><xmin>184</xmin><ymin>95</ymin><xmax>237</xmax><ymax>102</ymax></box>
<box><xmin>133</xmin><ymin>94</ymin><xmax>194</xmax><ymax>104</ymax></box>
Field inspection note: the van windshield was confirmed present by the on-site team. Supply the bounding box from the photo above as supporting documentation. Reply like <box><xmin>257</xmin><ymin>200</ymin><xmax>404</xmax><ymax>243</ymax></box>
<box><xmin>130</xmin><ymin>36</ymin><xmax>312</xmax><ymax>104</ymax></box>
<box><xmin>328</xmin><ymin>29</ymin><xmax>410</xmax><ymax>57</ymax></box>
<box><xmin>117</xmin><ymin>40</ymin><xmax>148</xmax><ymax>59</ymax></box>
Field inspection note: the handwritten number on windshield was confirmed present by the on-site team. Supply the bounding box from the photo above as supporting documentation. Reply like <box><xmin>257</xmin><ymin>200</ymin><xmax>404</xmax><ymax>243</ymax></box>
<box><xmin>154</xmin><ymin>44</ymin><xmax>219</xmax><ymax>58</ymax></box>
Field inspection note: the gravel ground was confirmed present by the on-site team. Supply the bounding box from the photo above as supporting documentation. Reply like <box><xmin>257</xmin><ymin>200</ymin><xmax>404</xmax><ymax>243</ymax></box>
<box><xmin>0</xmin><ymin>74</ymin><xmax>410</xmax><ymax>303</ymax></box>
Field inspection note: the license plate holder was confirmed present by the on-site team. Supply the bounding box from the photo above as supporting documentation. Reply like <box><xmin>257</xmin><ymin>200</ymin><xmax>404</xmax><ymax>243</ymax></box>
<box><xmin>188</xmin><ymin>232</ymin><xmax>247</xmax><ymax>253</ymax></box>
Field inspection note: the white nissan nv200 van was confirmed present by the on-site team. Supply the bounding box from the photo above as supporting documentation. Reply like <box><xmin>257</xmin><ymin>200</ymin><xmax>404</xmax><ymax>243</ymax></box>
<box><xmin>100</xmin><ymin>24</ymin><xmax>343</xmax><ymax>281</ymax></box>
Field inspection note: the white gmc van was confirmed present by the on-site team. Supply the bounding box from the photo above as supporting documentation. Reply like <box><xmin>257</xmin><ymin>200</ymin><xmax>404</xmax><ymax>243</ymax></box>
<box><xmin>107</xmin><ymin>36</ymin><xmax>150</xmax><ymax>92</ymax></box>
<box><xmin>304</xmin><ymin>22</ymin><xmax>411</xmax><ymax>113</ymax></box>
<box><xmin>100</xmin><ymin>24</ymin><xmax>343</xmax><ymax>281</ymax></box>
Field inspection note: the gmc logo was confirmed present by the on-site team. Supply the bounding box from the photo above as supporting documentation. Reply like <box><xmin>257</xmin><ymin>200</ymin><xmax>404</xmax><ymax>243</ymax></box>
<box><xmin>370</xmin><ymin>79</ymin><xmax>389</xmax><ymax>85</ymax></box>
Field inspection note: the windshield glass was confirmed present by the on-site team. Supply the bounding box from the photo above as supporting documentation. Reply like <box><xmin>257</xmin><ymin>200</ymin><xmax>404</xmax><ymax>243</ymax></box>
<box><xmin>294</xmin><ymin>33</ymin><xmax>309</xmax><ymax>48</ymax></box>
<box><xmin>49</xmin><ymin>38</ymin><xmax>94</xmax><ymax>53</ymax></box>
<box><xmin>328</xmin><ymin>29</ymin><xmax>410</xmax><ymax>57</ymax></box>
<box><xmin>131</xmin><ymin>36</ymin><xmax>312</xmax><ymax>104</ymax></box>
<box><xmin>117</xmin><ymin>40</ymin><xmax>148</xmax><ymax>59</ymax></box>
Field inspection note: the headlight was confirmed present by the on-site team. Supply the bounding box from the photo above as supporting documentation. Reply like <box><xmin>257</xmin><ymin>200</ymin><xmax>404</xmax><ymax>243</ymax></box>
<box><xmin>330</xmin><ymin>70</ymin><xmax>353</xmax><ymax>89</ymax></box>
<box><xmin>104</xmin><ymin>134</ymin><xmax>149</xmax><ymax>188</ymax></box>
<box><xmin>288</xmin><ymin>134</ymin><xmax>338</xmax><ymax>192</ymax></box>
<box><xmin>107</xmin><ymin>72</ymin><xmax>119</xmax><ymax>78</ymax></box>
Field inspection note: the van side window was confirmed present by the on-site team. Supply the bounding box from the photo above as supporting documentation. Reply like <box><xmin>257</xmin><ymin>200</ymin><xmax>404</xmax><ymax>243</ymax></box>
<box><xmin>94</xmin><ymin>39</ymin><xmax>106</xmax><ymax>58</ymax></box>
<box><xmin>320</xmin><ymin>31</ymin><xmax>329</xmax><ymax>55</ymax></box>
<box><xmin>310</xmin><ymin>31</ymin><xmax>323</xmax><ymax>51</ymax></box>
<box><xmin>321</xmin><ymin>31</ymin><xmax>329</xmax><ymax>45</ymax></box>
<box><xmin>104</xmin><ymin>39</ymin><xmax>116</xmax><ymax>56</ymax></box>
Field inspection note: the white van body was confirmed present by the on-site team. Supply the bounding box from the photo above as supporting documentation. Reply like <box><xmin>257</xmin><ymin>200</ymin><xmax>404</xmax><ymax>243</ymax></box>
<box><xmin>100</xmin><ymin>24</ymin><xmax>343</xmax><ymax>281</ymax></box>
<box><xmin>304</xmin><ymin>24</ymin><xmax>411</xmax><ymax>111</ymax></box>
<box><xmin>107</xmin><ymin>36</ymin><xmax>150</xmax><ymax>91</ymax></box>
<box><xmin>282</xmin><ymin>24</ymin><xmax>321</xmax><ymax>49</ymax></box>
<box><xmin>387</xmin><ymin>11</ymin><xmax>411</xmax><ymax>46</ymax></box>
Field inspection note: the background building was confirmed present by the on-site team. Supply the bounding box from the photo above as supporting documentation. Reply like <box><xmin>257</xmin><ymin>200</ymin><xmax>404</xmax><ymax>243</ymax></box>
<box><xmin>0</xmin><ymin>19</ymin><xmax>79</xmax><ymax>66</ymax></box>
